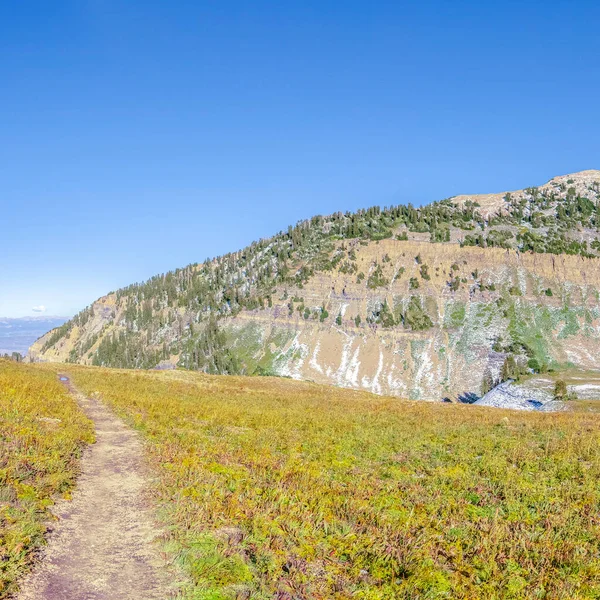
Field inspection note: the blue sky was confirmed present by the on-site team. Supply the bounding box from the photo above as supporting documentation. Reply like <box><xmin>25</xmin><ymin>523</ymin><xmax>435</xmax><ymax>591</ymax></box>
<box><xmin>1</xmin><ymin>1</ymin><xmax>599</xmax><ymax>317</ymax></box>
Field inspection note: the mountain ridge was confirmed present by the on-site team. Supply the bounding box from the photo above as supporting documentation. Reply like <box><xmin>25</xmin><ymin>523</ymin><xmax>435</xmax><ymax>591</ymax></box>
<box><xmin>451</xmin><ymin>169</ymin><xmax>600</xmax><ymax>217</ymax></box>
<box><xmin>30</xmin><ymin>169</ymin><xmax>600</xmax><ymax>400</ymax></box>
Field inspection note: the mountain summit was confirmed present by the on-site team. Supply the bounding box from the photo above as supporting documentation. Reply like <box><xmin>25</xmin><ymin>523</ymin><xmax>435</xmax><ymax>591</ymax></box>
<box><xmin>30</xmin><ymin>170</ymin><xmax>600</xmax><ymax>400</ymax></box>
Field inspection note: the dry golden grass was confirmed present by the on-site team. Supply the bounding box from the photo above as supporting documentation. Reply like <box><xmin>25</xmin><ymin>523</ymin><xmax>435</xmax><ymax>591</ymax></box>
<box><xmin>45</xmin><ymin>364</ymin><xmax>600</xmax><ymax>600</ymax></box>
<box><xmin>0</xmin><ymin>361</ymin><xmax>93</xmax><ymax>598</ymax></box>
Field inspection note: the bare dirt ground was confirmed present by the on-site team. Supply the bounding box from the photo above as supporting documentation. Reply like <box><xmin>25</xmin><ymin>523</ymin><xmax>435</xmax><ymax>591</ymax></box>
<box><xmin>15</xmin><ymin>377</ymin><xmax>179</xmax><ymax>600</ymax></box>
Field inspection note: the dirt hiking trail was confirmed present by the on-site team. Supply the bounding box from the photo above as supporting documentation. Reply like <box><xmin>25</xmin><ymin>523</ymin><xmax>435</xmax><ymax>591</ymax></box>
<box><xmin>16</xmin><ymin>377</ymin><xmax>178</xmax><ymax>600</ymax></box>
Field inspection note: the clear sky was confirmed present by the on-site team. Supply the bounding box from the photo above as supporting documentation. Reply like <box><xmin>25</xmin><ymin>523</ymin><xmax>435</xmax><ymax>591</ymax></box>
<box><xmin>1</xmin><ymin>1</ymin><xmax>599</xmax><ymax>317</ymax></box>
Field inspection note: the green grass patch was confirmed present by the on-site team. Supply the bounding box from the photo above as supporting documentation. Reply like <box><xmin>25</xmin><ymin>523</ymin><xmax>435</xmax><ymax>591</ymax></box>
<box><xmin>443</xmin><ymin>301</ymin><xmax>466</xmax><ymax>329</ymax></box>
<box><xmin>57</xmin><ymin>364</ymin><xmax>600</xmax><ymax>599</ymax></box>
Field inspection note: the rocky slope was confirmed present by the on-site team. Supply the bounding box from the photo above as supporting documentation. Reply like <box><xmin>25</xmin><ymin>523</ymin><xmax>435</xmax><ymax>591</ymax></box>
<box><xmin>30</xmin><ymin>170</ymin><xmax>600</xmax><ymax>401</ymax></box>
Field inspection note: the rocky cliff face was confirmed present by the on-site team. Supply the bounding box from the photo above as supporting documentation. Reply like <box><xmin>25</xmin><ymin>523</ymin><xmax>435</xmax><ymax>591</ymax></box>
<box><xmin>31</xmin><ymin>170</ymin><xmax>600</xmax><ymax>400</ymax></box>
<box><xmin>218</xmin><ymin>243</ymin><xmax>600</xmax><ymax>399</ymax></box>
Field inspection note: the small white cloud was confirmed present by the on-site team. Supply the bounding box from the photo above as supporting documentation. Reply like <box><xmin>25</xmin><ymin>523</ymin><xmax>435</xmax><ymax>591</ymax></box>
<box><xmin>32</xmin><ymin>305</ymin><xmax>47</xmax><ymax>313</ymax></box>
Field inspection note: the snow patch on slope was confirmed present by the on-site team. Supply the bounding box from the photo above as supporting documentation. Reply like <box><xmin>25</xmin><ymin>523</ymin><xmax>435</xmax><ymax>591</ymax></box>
<box><xmin>309</xmin><ymin>340</ymin><xmax>324</xmax><ymax>374</ymax></box>
<box><xmin>278</xmin><ymin>332</ymin><xmax>309</xmax><ymax>380</ymax></box>
<box><xmin>475</xmin><ymin>380</ymin><xmax>562</xmax><ymax>411</ymax></box>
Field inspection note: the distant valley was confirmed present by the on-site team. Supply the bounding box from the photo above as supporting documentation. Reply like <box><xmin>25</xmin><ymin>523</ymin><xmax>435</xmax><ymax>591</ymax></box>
<box><xmin>1</xmin><ymin>317</ymin><xmax>67</xmax><ymax>355</ymax></box>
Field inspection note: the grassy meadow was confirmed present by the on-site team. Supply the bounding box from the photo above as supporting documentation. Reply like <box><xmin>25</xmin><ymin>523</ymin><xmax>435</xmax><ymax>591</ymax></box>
<box><xmin>0</xmin><ymin>360</ymin><xmax>93</xmax><ymax>598</ymax></box>
<box><xmin>52</xmin><ymin>365</ymin><xmax>600</xmax><ymax>600</ymax></box>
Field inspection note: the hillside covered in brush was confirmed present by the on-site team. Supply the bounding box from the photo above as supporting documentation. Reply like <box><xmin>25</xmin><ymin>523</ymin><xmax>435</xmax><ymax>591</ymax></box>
<box><xmin>31</xmin><ymin>170</ymin><xmax>600</xmax><ymax>400</ymax></box>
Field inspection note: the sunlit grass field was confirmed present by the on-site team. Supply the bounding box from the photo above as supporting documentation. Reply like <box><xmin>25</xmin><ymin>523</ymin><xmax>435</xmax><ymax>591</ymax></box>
<box><xmin>55</xmin><ymin>364</ymin><xmax>600</xmax><ymax>600</ymax></box>
<box><xmin>0</xmin><ymin>361</ymin><xmax>93</xmax><ymax>598</ymax></box>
